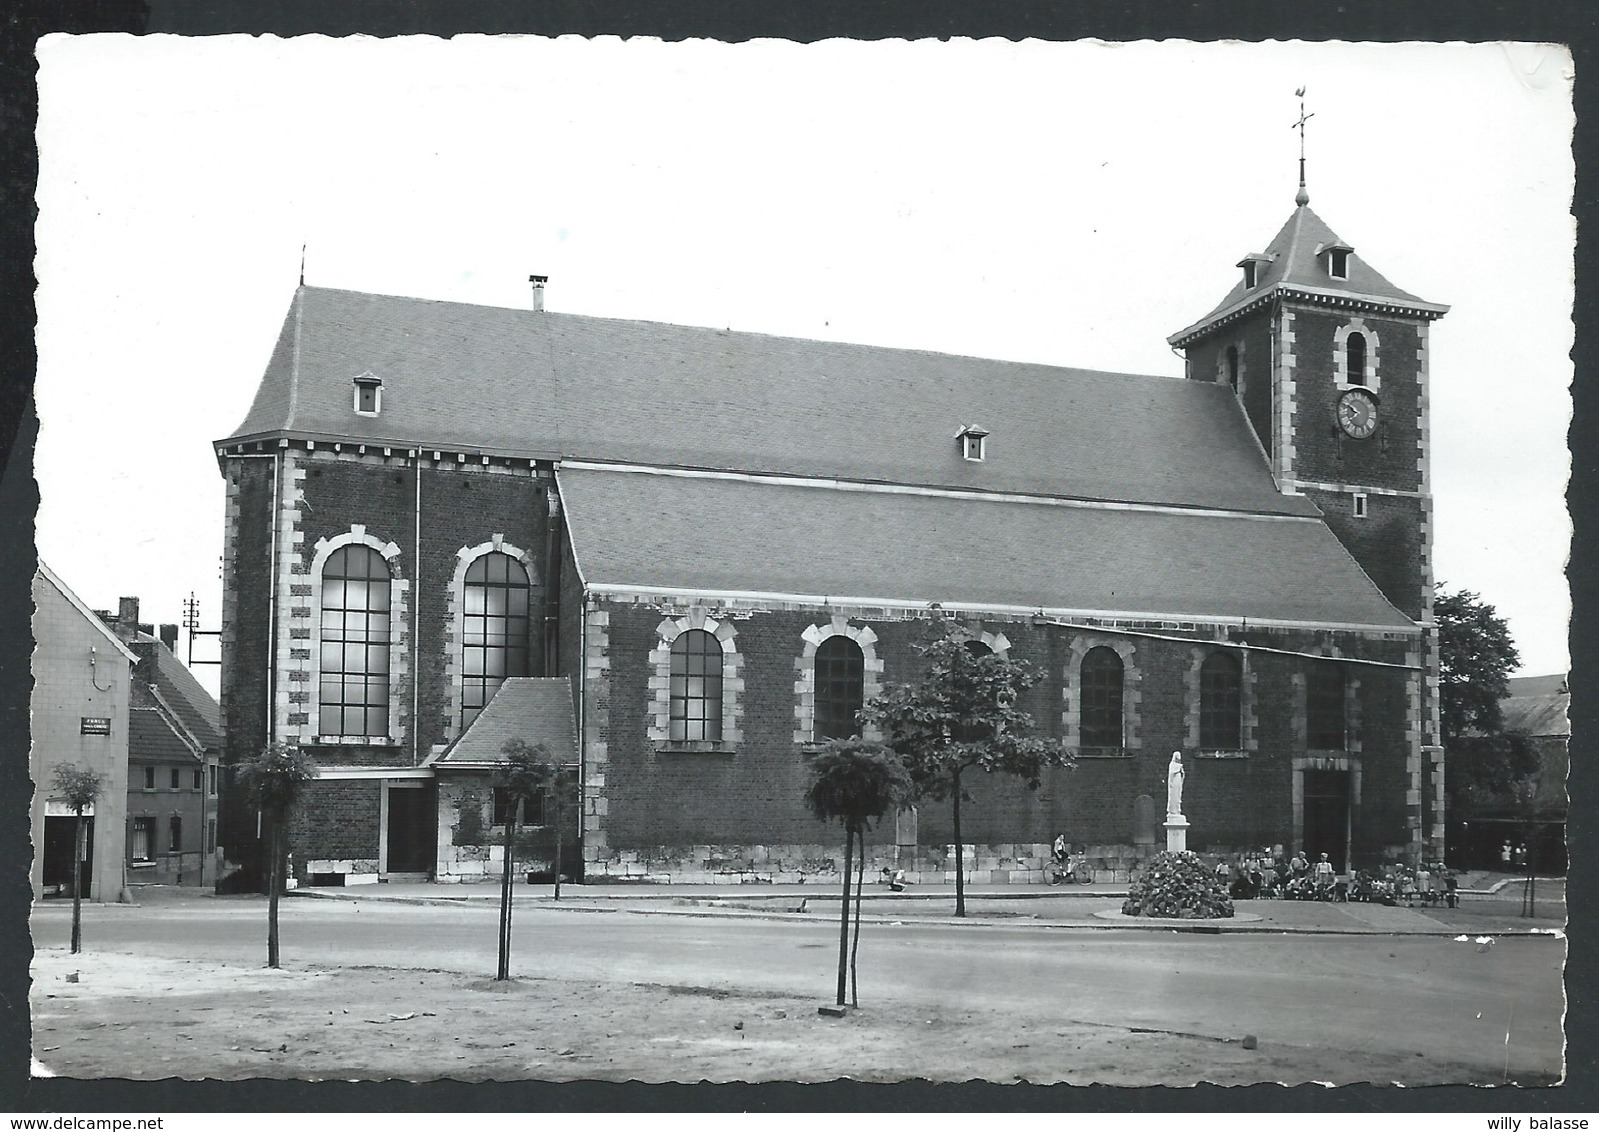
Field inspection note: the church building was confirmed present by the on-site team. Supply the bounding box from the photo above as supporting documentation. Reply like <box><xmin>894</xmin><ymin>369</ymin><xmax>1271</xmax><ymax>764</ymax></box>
<box><xmin>214</xmin><ymin>182</ymin><xmax>1448</xmax><ymax>887</ymax></box>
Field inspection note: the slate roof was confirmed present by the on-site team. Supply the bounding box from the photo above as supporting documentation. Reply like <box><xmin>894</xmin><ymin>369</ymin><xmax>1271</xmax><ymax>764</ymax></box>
<box><xmin>1169</xmin><ymin>204</ymin><xmax>1447</xmax><ymax>347</ymax></box>
<box><xmin>1502</xmin><ymin>674</ymin><xmax>1570</xmax><ymax>738</ymax></box>
<box><xmin>430</xmin><ymin>679</ymin><xmax>578</xmax><ymax>769</ymax></box>
<box><xmin>132</xmin><ymin>638</ymin><xmax>222</xmax><ymax>753</ymax></box>
<box><xmin>558</xmin><ymin>466</ymin><xmax>1415</xmax><ymax>630</ymax></box>
<box><xmin>129</xmin><ymin>706</ymin><xmax>203</xmax><ymax>764</ymax></box>
<box><xmin>224</xmin><ymin>286</ymin><xmax>1318</xmax><ymax>517</ymax></box>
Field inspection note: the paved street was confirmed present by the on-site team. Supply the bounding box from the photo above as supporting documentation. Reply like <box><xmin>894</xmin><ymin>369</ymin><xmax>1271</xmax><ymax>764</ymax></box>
<box><xmin>31</xmin><ymin>885</ymin><xmax>1565</xmax><ymax>1083</ymax></box>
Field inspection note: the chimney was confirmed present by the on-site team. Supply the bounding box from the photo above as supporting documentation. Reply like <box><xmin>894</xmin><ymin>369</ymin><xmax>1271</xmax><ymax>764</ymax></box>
<box><xmin>529</xmin><ymin>274</ymin><xmax>548</xmax><ymax>313</ymax></box>
<box><xmin>159</xmin><ymin>624</ymin><xmax>179</xmax><ymax>652</ymax></box>
<box><xmin>117</xmin><ymin>597</ymin><xmax>140</xmax><ymax>638</ymax></box>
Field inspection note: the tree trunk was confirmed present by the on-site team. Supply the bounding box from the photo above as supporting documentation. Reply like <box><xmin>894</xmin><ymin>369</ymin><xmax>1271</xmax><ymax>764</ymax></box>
<box><xmin>553</xmin><ymin>812</ymin><xmax>563</xmax><ymax>902</ymax></box>
<box><xmin>266</xmin><ymin>813</ymin><xmax>281</xmax><ymax>969</ymax></box>
<box><xmin>952</xmin><ymin>767</ymin><xmax>966</xmax><ymax>918</ymax></box>
<box><xmin>850</xmin><ymin>827</ymin><xmax>865</xmax><ymax>1008</ymax></box>
<box><xmin>69</xmin><ymin>812</ymin><xmax>84</xmax><ymax>955</ymax></box>
<box><xmin>835</xmin><ymin>824</ymin><xmax>853</xmax><ymax>1006</ymax></box>
<box><xmin>497</xmin><ymin>799</ymin><xmax>518</xmax><ymax>980</ymax></box>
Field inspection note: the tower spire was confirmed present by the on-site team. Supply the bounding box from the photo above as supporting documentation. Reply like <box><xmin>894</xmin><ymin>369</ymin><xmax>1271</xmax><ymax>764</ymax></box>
<box><xmin>1292</xmin><ymin>87</ymin><xmax>1313</xmax><ymax>207</ymax></box>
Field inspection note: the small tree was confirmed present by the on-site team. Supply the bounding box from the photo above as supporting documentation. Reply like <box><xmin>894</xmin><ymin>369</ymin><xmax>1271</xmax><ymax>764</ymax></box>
<box><xmin>541</xmin><ymin>761</ymin><xmax>580</xmax><ymax>901</ymax></box>
<box><xmin>805</xmin><ymin>739</ymin><xmax>912</xmax><ymax>1007</ymax></box>
<box><xmin>493</xmin><ymin>739</ymin><xmax>552</xmax><ymax>980</ymax></box>
<box><xmin>861</xmin><ymin>624</ymin><xmax>1074</xmax><ymax>917</ymax></box>
<box><xmin>235</xmin><ymin>742</ymin><xmax>317</xmax><ymax>969</ymax></box>
<box><xmin>50</xmin><ymin>764</ymin><xmax>102</xmax><ymax>954</ymax></box>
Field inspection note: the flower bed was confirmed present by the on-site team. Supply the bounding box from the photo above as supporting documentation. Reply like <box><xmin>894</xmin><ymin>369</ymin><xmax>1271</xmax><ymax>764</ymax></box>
<box><xmin>1121</xmin><ymin>850</ymin><xmax>1235</xmax><ymax>919</ymax></box>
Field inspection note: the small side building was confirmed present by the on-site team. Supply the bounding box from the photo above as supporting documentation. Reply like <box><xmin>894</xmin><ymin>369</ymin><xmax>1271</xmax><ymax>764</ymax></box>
<box><xmin>30</xmin><ymin>564</ymin><xmax>134</xmax><ymax>902</ymax></box>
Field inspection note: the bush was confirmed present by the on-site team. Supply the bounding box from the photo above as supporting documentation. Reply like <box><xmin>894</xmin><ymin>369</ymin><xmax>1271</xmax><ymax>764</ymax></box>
<box><xmin>1121</xmin><ymin>850</ymin><xmax>1235</xmax><ymax>919</ymax></box>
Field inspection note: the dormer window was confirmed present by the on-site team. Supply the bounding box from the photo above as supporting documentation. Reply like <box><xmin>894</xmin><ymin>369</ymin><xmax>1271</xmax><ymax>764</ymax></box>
<box><xmin>1319</xmin><ymin>242</ymin><xmax>1354</xmax><ymax>280</ymax></box>
<box><xmin>958</xmin><ymin>426</ymin><xmax>989</xmax><ymax>462</ymax></box>
<box><xmin>352</xmin><ymin>372</ymin><xmax>383</xmax><ymax>416</ymax></box>
<box><xmin>1236</xmin><ymin>253</ymin><xmax>1272</xmax><ymax>290</ymax></box>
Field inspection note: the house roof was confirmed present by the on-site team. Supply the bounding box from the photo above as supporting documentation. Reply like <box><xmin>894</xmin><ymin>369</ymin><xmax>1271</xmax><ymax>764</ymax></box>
<box><xmin>129</xmin><ymin>706</ymin><xmax>203</xmax><ymax>764</ymax></box>
<box><xmin>557</xmin><ymin>466</ymin><xmax>1416</xmax><ymax>631</ymax></box>
<box><xmin>223</xmin><ymin>286</ymin><xmax>1320</xmax><ymax>517</ymax></box>
<box><xmin>1169</xmin><ymin>205</ymin><xmax>1447</xmax><ymax>347</ymax></box>
<box><xmin>35</xmin><ymin>563</ymin><xmax>138</xmax><ymax>664</ymax></box>
<box><xmin>429</xmin><ymin>678</ymin><xmax>578</xmax><ymax>769</ymax></box>
<box><xmin>131</xmin><ymin>637</ymin><xmax>222</xmax><ymax>752</ymax></box>
<box><xmin>1503</xmin><ymin>674</ymin><xmax>1569</xmax><ymax>738</ymax></box>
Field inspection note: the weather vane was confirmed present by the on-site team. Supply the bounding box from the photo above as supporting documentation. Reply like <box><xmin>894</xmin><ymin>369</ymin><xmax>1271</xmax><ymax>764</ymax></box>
<box><xmin>1292</xmin><ymin>86</ymin><xmax>1313</xmax><ymax>206</ymax></box>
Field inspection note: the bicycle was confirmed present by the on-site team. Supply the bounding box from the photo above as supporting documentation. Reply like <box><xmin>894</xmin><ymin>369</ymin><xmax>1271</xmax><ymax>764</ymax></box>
<box><xmin>1046</xmin><ymin>852</ymin><xmax>1095</xmax><ymax>885</ymax></box>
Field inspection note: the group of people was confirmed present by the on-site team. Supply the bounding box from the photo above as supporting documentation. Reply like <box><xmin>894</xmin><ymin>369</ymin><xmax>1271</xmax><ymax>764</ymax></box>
<box><xmin>1216</xmin><ymin>846</ymin><xmax>1339</xmax><ymax>900</ymax></box>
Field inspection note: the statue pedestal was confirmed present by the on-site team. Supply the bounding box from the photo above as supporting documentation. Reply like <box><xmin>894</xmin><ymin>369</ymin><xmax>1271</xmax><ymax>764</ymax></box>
<box><xmin>1165</xmin><ymin>816</ymin><xmax>1189</xmax><ymax>853</ymax></box>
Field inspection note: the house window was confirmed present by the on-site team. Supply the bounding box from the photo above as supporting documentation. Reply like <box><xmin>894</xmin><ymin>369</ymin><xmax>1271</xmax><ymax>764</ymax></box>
<box><xmin>461</xmin><ymin>552</ymin><xmax>531</xmax><ymax>728</ymax></box>
<box><xmin>491</xmin><ymin>786</ymin><xmax>544</xmax><ymax>828</ymax></box>
<box><xmin>319</xmin><ymin>544</ymin><xmax>393</xmax><ymax>738</ymax></box>
<box><xmin>193</xmin><ymin>769</ymin><xmax>203</xmax><ymax>791</ymax></box>
<box><xmin>669</xmin><ymin>629</ymin><xmax>724</xmax><ymax>742</ymax></box>
<box><xmin>1079</xmin><ymin>646</ymin><xmax>1125</xmax><ymax>749</ymax></box>
<box><xmin>130</xmin><ymin>817</ymin><xmax>154</xmax><ymax>863</ymax></box>
<box><xmin>1346</xmin><ymin>332</ymin><xmax>1367</xmax><ymax>387</ymax></box>
<box><xmin>1307</xmin><ymin>661</ymin><xmax>1346</xmax><ymax>750</ymax></box>
<box><xmin>814</xmin><ymin>636</ymin><xmax>866</xmax><ymax>740</ymax></box>
<box><xmin>208</xmin><ymin>764</ymin><xmax>218</xmax><ymax>795</ymax></box>
<box><xmin>1199</xmin><ymin>652</ymin><xmax>1242</xmax><ymax>750</ymax></box>
<box><xmin>143</xmin><ymin>766</ymin><xmax>155</xmax><ymax>791</ymax></box>
<box><xmin>169</xmin><ymin>767</ymin><xmax>180</xmax><ymax>790</ymax></box>
<box><xmin>169</xmin><ymin>815</ymin><xmax>183</xmax><ymax>853</ymax></box>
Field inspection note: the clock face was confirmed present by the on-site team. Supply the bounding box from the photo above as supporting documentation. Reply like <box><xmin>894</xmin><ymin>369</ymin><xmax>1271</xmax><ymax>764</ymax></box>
<box><xmin>1337</xmin><ymin>388</ymin><xmax>1378</xmax><ymax>439</ymax></box>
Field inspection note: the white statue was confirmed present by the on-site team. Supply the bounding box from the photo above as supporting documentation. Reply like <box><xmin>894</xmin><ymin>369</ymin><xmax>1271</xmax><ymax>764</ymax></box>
<box><xmin>1166</xmin><ymin>751</ymin><xmax>1185</xmax><ymax>818</ymax></box>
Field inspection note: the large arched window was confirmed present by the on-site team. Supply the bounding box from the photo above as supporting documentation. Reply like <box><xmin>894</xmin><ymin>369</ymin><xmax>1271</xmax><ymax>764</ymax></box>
<box><xmin>1199</xmin><ymin>652</ymin><xmax>1242</xmax><ymax>750</ymax></box>
<box><xmin>814</xmin><ymin>636</ymin><xmax>866</xmax><ymax>741</ymax></box>
<box><xmin>1079</xmin><ymin>646</ymin><xmax>1124</xmax><ymax>749</ymax></box>
<box><xmin>1307</xmin><ymin>661</ymin><xmax>1346</xmax><ymax>750</ymax></box>
<box><xmin>462</xmin><ymin>552</ymin><xmax>531</xmax><ymax>727</ymax></box>
<box><xmin>319</xmin><ymin>545</ymin><xmax>392</xmax><ymax>737</ymax></box>
<box><xmin>1346</xmin><ymin>332</ymin><xmax>1368</xmax><ymax>388</ymax></box>
<box><xmin>669</xmin><ymin>629</ymin><xmax>724</xmax><ymax>742</ymax></box>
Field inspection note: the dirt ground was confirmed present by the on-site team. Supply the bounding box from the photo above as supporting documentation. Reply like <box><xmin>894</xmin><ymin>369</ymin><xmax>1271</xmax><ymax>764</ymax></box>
<box><xmin>31</xmin><ymin>947</ymin><xmax>1521</xmax><ymax>1085</ymax></box>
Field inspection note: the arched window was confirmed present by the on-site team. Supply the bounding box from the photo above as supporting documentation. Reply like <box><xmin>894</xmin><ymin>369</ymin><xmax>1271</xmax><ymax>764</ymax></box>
<box><xmin>319</xmin><ymin>545</ymin><xmax>392</xmax><ymax>737</ymax></box>
<box><xmin>1080</xmin><ymin>646</ymin><xmax>1124</xmax><ymax>749</ymax></box>
<box><xmin>1226</xmin><ymin>345</ymin><xmax>1239</xmax><ymax>392</ymax></box>
<box><xmin>964</xmin><ymin>639</ymin><xmax>993</xmax><ymax>658</ymax></box>
<box><xmin>461</xmin><ymin>552</ymin><xmax>531</xmax><ymax>727</ymax></box>
<box><xmin>815</xmin><ymin>636</ymin><xmax>866</xmax><ymax>741</ymax></box>
<box><xmin>1199</xmin><ymin>652</ymin><xmax>1242</xmax><ymax>749</ymax></box>
<box><xmin>1307</xmin><ymin>661</ymin><xmax>1346</xmax><ymax>750</ymax></box>
<box><xmin>1346</xmin><ymin>332</ymin><xmax>1367</xmax><ymax>388</ymax></box>
<box><xmin>669</xmin><ymin>629</ymin><xmax>724</xmax><ymax>742</ymax></box>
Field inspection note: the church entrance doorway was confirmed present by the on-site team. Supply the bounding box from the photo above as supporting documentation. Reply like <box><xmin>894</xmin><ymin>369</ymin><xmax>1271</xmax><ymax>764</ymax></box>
<box><xmin>384</xmin><ymin>782</ymin><xmax>435</xmax><ymax>877</ymax></box>
<box><xmin>1301</xmin><ymin>769</ymin><xmax>1350</xmax><ymax>872</ymax></box>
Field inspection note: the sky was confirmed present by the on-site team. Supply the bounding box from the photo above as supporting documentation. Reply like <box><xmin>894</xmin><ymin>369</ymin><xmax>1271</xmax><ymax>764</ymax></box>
<box><xmin>33</xmin><ymin>36</ymin><xmax>1574</xmax><ymax>698</ymax></box>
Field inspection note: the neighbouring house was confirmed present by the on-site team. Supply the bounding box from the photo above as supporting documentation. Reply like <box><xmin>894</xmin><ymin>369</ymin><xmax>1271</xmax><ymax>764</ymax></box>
<box><xmin>215</xmin><ymin>176</ymin><xmax>1449</xmax><ymax>888</ymax></box>
<box><xmin>30</xmin><ymin>563</ymin><xmax>134</xmax><ymax>902</ymax></box>
<box><xmin>97</xmin><ymin>598</ymin><xmax>223</xmax><ymax>888</ymax></box>
<box><xmin>1450</xmin><ymin>674</ymin><xmax>1569</xmax><ymax>874</ymax></box>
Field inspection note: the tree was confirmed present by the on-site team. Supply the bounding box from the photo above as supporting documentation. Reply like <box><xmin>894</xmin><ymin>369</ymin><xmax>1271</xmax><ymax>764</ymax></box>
<box><xmin>235</xmin><ymin>742</ymin><xmax>317</xmax><ymax>969</ymax></box>
<box><xmin>492</xmin><ymin>739</ymin><xmax>554</xmax><ymax>980</ymax></box>
<box><xmin>1436</xmin><ymin>588</ymin><xmax>1537</xmax><ymax>814</ymax></box>
<box><xmin>804</xmin><ymin>739</ymin><xmax>912</xmax><ymax>1008</ymax></box>
<box><xmin>540</xmin><ymin>759</ymin><xmax>580</xmax><ymax>901</ymax></box>
<box><xmin>51</xmin><ymin>764</ymin><xmax>102</xmax><ymax>955</ymax></box>
<box><xmin>860</xmin><ymin>624</ymin><xmax>1075</xmax><ymax>917</ymax></box>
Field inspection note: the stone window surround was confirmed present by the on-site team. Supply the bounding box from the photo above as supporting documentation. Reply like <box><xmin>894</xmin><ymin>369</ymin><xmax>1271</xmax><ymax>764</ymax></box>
<box><xmin>1333</xmin><ymin>319</ymin><xmax>1381</xmax><ymax>395</ymax></box>
<box><xmin>1184</xmin><ymin>645</ymin><xmax>1258</xmax><ymax>755</ymax></box>
<box><xmin>968</xmin><ymin>627</ymin><xmax>1012</xmax><ymax>657</ymax></box>
<box><xmin>1062</xmin><ymin>635</ymin><xmax>1141</xmax><ymax>755</ymax></box>
<box><xmin>441</xmin><ymin>535</ymin><xmax>540</xmax><ymax>744</ymax></box>
<box><xmin>307</xmin><ymin>524</ymin><xmax>408</xmax><ymax>745</ymax></box>
<box><xmin>1290</xmin><ymin>754</ymin><xmax>1363</xmax><ymax>860</ymax></box>
<box><xmin>649</xmin><ymin>608</ymin><xmax>744</xmax><ymax>751</ymax></box>
<box><xmin>794</xmin><ymin>616</ymin><xmax>883</xmax><ymax>744</ymax></box>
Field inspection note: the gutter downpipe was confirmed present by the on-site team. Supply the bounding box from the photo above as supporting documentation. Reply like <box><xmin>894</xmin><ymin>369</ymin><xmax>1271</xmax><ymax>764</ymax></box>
<box><xmin>414</xmin><ymin>449</ymin><xmax>422</xmax><ymax>767</ymax></box>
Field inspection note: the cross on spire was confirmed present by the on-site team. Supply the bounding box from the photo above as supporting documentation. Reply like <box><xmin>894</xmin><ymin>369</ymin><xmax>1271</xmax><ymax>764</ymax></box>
<box><xmin>1292</xmin><ymin>87</ymin><xmax>1313</xmax><ymax>206</ymax></box>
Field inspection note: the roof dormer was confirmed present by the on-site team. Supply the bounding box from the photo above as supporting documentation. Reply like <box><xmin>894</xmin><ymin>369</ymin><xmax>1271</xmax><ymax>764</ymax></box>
<box><xmin>1236</xmin><ymin>253</ymin><xmax>1273</xmax><ymax>290</ymax></box>
<box><xmin>1316</xmin><ymin>241</ymin><xmax>1354</xmax><ymax>281</ymax></box>
<box><xmin>352</xmin><ymin>371</ymin><xmax>383</xmax><ymax>417</ymax></box>
<box><xmin>956</xmin><ymin>425</ymin><xmax>989</xmax><ymax>462</ymax></box>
